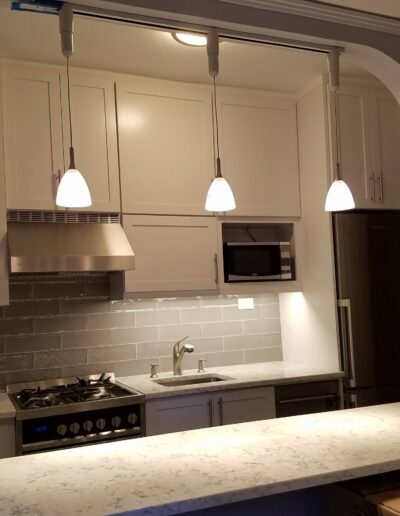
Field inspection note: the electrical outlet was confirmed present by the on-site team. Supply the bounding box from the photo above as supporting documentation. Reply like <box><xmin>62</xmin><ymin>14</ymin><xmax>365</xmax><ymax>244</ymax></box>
<box><xmin>238</xmin><ymin>298</ymin><xmax>254</xmax><ymax>310</ymax></box>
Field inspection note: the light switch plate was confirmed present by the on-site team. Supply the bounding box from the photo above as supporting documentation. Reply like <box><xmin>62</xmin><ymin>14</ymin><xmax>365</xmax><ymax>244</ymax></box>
<box><xmin>238</xmin><ymin>298</ymin><xmax>254</xmax><ymax>310</ymax></box>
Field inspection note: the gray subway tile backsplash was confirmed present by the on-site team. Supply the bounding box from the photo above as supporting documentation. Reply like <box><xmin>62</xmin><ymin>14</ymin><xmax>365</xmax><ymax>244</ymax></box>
<box><xmin>0</xmin><ymin>277</ymin><xmax>283</xmax><ymax>388</ymax></box>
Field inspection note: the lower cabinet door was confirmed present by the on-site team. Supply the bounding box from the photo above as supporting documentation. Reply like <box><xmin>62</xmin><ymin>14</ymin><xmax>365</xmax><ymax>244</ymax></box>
<box><xmin>214</xmin><ymin>386</ymin><xmax>276</xmax><ymax>426</ymax></box>
<box><xmin>145</xmin><ymin>393</ymin><xmax>213</xmax><ymax>436</ymax></box>
<box><xmin>0</xmin><ymin>418</ymin><xmax>16</xmax><ymax>458</ymax></box>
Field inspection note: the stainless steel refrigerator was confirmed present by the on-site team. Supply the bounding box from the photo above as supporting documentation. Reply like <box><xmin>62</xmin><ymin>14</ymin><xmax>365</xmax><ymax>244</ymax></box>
<box><xmin>333</xmin><ymin>211</ymin><xmax>400</xmax><ymax>408</ymax></box>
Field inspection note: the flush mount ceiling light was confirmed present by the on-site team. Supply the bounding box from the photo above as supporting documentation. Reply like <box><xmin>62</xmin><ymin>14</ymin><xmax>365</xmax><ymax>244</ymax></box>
<box><xmin>56</xmin><ymin>3</ymin><xmax>92</xmax><ymax>208</ymax></box>
<box><xmin>172</xmin><ymin>31</ymin><xmax>207</xmax><ymax>46</ymax></box>
<box><xmin>325</xmin><ymin>49</ymin><xmax>355</xmax><ymax>212</ymax></box>
<box><xmin>205</xmin><ymin>29</ymin><xmax>236</xmax><ymax>213</ymax></box>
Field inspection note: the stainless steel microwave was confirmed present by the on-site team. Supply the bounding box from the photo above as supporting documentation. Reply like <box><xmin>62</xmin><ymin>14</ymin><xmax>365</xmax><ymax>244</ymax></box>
<box><xmin>223</xmin><ymin>242</ymin><xmax>293</xmax><ymax>282</ymax></box>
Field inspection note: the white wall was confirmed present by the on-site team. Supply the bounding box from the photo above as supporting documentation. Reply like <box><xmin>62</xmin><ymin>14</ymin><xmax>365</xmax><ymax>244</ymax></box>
<box><xmin>279</xmin><ymin>80</ymin><xmax>339</xmax><ymax>370</ymax></box>
<box><xmin>0</xmin><ymin>63</ymin><xmax>9</xmax><ymax>306</ymax></box>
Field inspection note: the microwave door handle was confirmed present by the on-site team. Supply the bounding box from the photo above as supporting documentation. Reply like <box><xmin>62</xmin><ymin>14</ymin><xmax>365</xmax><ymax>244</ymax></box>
<box><xmin>338</xmin><ymin>299</ymin><xmax>356</xmax><ymax>387</ymax></box>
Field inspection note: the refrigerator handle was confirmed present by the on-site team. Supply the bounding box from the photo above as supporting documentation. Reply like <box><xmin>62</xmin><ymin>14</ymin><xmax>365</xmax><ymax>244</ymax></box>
<box><xmin>338</xmin><ymin>299</ymin><xmax>356</xmax><ymax>388</ymax></box>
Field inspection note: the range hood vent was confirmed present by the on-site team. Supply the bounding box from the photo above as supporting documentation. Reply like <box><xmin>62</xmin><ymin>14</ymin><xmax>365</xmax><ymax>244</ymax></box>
<box><xmin>7</xmin><ymin>211</ymin><xmax>135</xmax><ymax>274</ymax></box>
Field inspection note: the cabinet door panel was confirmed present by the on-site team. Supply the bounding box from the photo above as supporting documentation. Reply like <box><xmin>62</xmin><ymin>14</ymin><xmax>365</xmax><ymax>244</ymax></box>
<box><xmin>3</xmin><ymin>64</ymin><xmax>64</xmax><ymax>209</ymax></box>
<box><xmin>369</xmin><ymin>89</ymin><xmax>400</xmax><ymax>209</ymax></box>
<box><xmin>146</xmin><ymin>394</ymin><xmax>212</xmax><ymax>436</ymax></box>
<box><xmin>218</xmin><ymin>92</ymin><xmax>300</xmax><ymax>216</ymax></box>
<box><xmin>0</xmin><ymin>419</ymin><xmax>15</xmax><ymax>458</ymax></box>
<box><xmin>334</xmin><ymin>86</ymin><xmax>374</xmax><ymax>208</ymax></box>
<box><xmin>215</xmin><ymin>386</ymin><xmax>276</xmax><ymax>426</ymax></box>
<box><xmin>61</xmin><ymin>71</ymin><xmax>120</xmax><ymax>211</ymax></box>
<box><xmin>117</xmin><ymin>77</ymin><xmax>214</xmax><ymax>215</ymax></box>
<box><xmin>123</xmin><ymin>215</ymin><xmax>218</xmax><ymax>293</ymax></box>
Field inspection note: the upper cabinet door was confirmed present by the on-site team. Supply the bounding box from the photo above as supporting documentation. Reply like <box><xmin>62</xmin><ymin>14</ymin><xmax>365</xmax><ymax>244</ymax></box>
<box><xmin>368</xmin><ymin>88</ymin><xmax>400</xmax><ymax>209</ymax></box>
<box><xmin>2</xmin><ymin>63</ymin><xmax>64</xmax><ymax>210</ymax></box>
<box><xmin>333</xmin><ymin>85</ymin><xmax>375</xmax><ymax>209</ymax></box>
<box><xmin>117</xmin><ymin>76</ymin><xmax>214</xmax><ymax>215</ymax></box>
<box><xmin>217</xmin><ymin>90</ymin><xmax>300</xmax><ymax>217</ymax></box>
<box><xmin>60</xmin><ymin>70</ymin><xmax>120</xmax><ymax>212</ymax></box>
<box><xmin>123</xmin><ymin>215</ymin><xmax>218</xmax><ymax>293</ymax></box>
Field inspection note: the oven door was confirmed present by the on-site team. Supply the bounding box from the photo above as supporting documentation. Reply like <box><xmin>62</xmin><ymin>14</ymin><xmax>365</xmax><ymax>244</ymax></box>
<box><xmin>223</xmin><ymin>242</ymin><xmax>283</xmax><ymax>282</ymax></box>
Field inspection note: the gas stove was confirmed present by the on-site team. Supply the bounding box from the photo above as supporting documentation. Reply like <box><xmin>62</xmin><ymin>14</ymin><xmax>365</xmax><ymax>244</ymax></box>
<box><xmin>7</xmin><ymin>373</ymin><xmax>145</xmax><ymax>455</ymax></box>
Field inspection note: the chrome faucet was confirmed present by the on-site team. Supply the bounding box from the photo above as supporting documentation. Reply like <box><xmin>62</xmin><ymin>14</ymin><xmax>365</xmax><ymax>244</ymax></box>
<box><xmin>173</xmin><ymin>336</ymin><xmax>195</xmax><ymax>375</ymax></box>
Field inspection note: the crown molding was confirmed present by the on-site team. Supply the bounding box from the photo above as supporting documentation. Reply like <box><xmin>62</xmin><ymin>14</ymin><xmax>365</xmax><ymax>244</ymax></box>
<box><xmin>220</xmin><ymin>0</ymin><xmax>400</xmax><ymax>35</ymax></box>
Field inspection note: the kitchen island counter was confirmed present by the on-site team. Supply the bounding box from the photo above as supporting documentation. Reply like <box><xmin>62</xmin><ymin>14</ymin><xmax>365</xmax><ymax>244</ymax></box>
<box><xmin>118</xmin><ymin>361</ymin><xmax>343</xmax><ymax>399</ymax></box>
<box><xmin>1</xmin><ymin>403</ymin><xmax>400</xmax><ymax>515</ymax></box>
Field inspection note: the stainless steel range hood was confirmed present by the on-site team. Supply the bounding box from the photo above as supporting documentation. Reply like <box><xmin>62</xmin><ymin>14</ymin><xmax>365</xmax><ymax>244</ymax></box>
<box><xmin>7</xmin><ymin>213</ymin><xmax>135</xmax><ymax>273</ymax></box>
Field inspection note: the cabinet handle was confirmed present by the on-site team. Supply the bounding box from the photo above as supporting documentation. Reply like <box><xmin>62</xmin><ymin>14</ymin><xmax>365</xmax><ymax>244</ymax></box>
<box><xmin>214</xmin><ymin>254</ymin><xmax>219</xmax><ymax>284</ymax></box>
<box><xmin>277</xmin><ymin>394</ymin><xmax>338</xmax><ymax>404</ymax></box>
<box><xmin>208</xmin><ymin>399</ymin><xmax>213</xmax><ymax>426</ymax></box>
<box><xmin>370</xmin><ymin>171</ymin><xmax>375</xmax><ymax>201</ymax></box>
<box><xmin>378</xmin><ymin>170</ymin><xmax>384</xmax><ymax>202</ymax></box>
<box><xmin>218</xmin><ymin>397</ymin><xmax>223</xmax><ymax>425</ymax></box>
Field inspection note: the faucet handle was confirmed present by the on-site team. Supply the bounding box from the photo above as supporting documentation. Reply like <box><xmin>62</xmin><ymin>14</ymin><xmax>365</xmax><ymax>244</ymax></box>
<box><xmin>197</xmin><ymin>358</ymin><xmax>206</xmax><ymax>373</ymax></box>
<box><xmin>150</xmin><ymin>363</ymin><xmax>159</xmax><ymax>378</ymax></box>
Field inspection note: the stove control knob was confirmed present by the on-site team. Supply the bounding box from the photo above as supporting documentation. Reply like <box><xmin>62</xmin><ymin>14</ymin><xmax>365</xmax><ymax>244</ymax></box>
<box><xmin>82</xmin><ymin>420</ymin><xmax>93</xmax><ymax>433</ymax></box>
<box><xmin>111</xmin><ymin>416</ymin><xmax>121</xmax><ymax>428</ymax></box>
<box><xmin>69</xmin><ymin>422</ymin><xmax>80</xmax><ymax>435</ymax></box>
<box><xmin>56</xmin><ymin>424</ymin><xmax>68</xmax><ymax>437</ymax></box>
<box><xmin>127</xmin><ymin>413</ymin><xmax>138</xmax><ymax>426</ymax></box>
<box><xmin>96</xmin><ymin>418</ymin><xmax>106</xmax><ymax>431</ymax></box>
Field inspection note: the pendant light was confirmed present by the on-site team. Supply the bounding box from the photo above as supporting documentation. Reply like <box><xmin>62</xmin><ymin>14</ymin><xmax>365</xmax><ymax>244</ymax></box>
<box><xmin>325</xmin><ymin>49</ymin><xmax>355</xmax><ymax>212</ymax></box>
<box><xmin>56</xmin><ymin>4</ymin><xmax>92</xmax><ymax>208</ymax></box>
<box><xmin>205</xmin><ymin>29</ymin><xmax>236</xmax><ymax>212</ymax></box>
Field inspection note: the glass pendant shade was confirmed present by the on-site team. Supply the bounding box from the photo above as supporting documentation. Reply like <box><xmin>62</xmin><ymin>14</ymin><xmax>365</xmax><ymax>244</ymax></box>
<box><xmin>205</xmin><ymin>176</ymin><xmax>236</xmax><ymax>212</ymax></box>
<box><xmin>324</xmin><ymin>179</ymin><xmax>355</xmax><ymax>212</ymax></box>
<box><xmin>56</xmin><ymin>167</ymin><xmax>92</xmax><ymax>208</ymax></box>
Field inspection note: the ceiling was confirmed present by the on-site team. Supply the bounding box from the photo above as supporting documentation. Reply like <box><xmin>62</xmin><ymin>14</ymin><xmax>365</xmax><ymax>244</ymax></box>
<box><xmin>310</xmin><ymin>0</ymin><xmax>400</xmax><ymax>19</ymax></box>
<box><xmin>0</xmin><ymin>5</ymin><xmax>372</xmax><ymax>92</ymax></box>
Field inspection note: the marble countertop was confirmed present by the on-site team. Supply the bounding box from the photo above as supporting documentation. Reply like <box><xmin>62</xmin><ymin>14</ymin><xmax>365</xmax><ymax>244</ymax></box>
<box><xmin>2</xmin><ymin>402</ymin><xmax>400</xmax><ymax>515</ymax></box>
<box><xmin>118</xmin><ymin>361</ymin><xmax>344</xmax><ymax>399</ymax></box>
<box><xmin>0</xmin><ymin>393</ymin><xmax>15</xmax><ymax>419</ymax></box>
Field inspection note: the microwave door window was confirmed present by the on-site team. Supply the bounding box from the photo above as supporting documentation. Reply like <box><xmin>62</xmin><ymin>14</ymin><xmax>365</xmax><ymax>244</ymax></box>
<box><xmin>231</xmin><ymin>246</ymin><xmax>281</xmax><ymax>277</ymax></box>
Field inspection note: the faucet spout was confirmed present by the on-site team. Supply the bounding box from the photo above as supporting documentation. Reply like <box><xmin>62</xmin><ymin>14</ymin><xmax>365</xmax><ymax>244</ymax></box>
<box><xmin>173</xmin><ymin>336</ymin><xmax>194</xmax><ymax>375</ymax></box>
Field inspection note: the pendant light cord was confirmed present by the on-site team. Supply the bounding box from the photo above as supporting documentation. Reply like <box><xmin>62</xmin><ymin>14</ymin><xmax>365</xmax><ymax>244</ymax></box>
<box><xmin>67</xmin><ymin>56</ymin><xmax>73</xmax><ymax>148</ymax></box>
<box><xmin>213</xmin><ymin>76</ymin><xmax>220</xmax><ymax>160</ymax></box>
<box><xmin>334</xmin><ymin>88</ymin><xmax>341</xmax><ymax>181</ymax></box>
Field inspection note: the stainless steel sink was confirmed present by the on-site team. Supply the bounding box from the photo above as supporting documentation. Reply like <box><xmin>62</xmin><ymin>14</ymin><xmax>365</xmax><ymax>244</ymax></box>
<box><xmin>153</xmin><ymin>373</ymin><xmax>231</xmax><ymax>387</ymax></box>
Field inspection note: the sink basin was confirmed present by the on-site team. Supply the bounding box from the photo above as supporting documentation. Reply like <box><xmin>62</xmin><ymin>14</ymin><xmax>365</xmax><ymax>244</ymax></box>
<box><xmin>153</xmin><ymin>373</ymin><xmax>231</xmax><ymax>387</ymax></box>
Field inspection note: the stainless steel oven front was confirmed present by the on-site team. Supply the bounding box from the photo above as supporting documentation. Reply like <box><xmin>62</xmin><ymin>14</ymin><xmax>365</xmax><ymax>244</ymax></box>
<box><xmin>14</xmin><ymin>398</ymin><xmax>145</xmax><ymax>455</ymax></box>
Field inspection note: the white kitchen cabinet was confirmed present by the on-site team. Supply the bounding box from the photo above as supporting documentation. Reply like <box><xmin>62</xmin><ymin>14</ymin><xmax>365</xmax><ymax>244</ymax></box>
<box><xmin>60</xmin><ymin>69</ymin><xmax>121</xmax><ymax>212</ymax></box>
<box><xmin>217</xmin><ymin>89</ymin><xmax>300</xmax><ymax>217</ymax></box>
<box><xmin>333</xmin><ymin>84</ymin><xmax>374</xmax><ymax>209</ymax></box>
<box><xmin>2</xmin><ymin>63</ymin><xmax>64</xmax><ymax>210</ymax></box>
<box><xmin>117</xmin><ymin>76</ymin><xmax>214</xmax><ymax>215</ymax></box>
<box><xmin>369</xmin><ymin>87</ymin><xmax>400</xmax><ymax>208</ymax></box>
<box><xmin>2</xmin><ymin>61</ymin><xmax>120</xmax><ymax>212</ymax></box>
<box><xmin>145</xmin><ymin>386</ymin><xmax>275</xmax><ymax>436</ymax></box>
<box><xmin>123</xmin><ymin>214</ymin><xmax>218</xmax><ymax>293</ymax></box>
<box><xmin>0</xmin><ymin>418</ymin><xmax>16</xmax><ymax>458</ymax></box>
<box><xmin>329</xmin><ymin>81</ymin><xmax>400</xmax><ymax>209</ymax></box>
